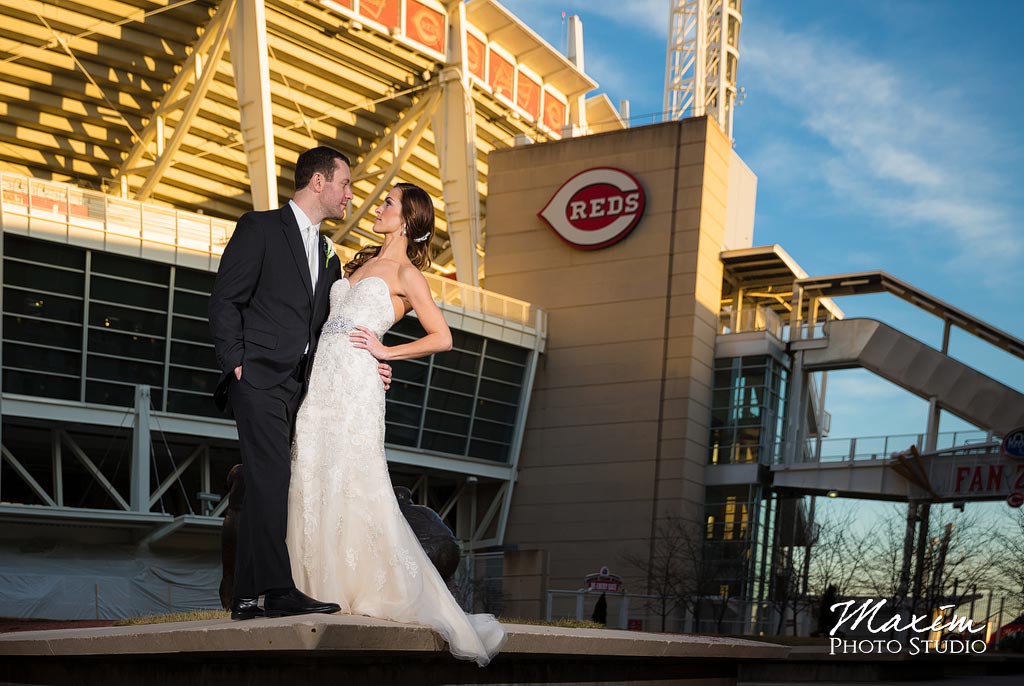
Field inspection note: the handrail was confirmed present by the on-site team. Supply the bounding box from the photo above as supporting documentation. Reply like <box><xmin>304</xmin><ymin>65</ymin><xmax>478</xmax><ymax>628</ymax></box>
<box><xmin>795</xmin><ymin>270</ymin><xmax>1024</xmax><ymax>360</ymax></box>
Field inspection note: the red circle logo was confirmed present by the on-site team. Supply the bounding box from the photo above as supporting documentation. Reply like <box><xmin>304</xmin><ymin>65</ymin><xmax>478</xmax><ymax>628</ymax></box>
<box><xmin>538</xmin><ymin>168</ymin><xmax>646</xmax><ymax>249</ymax></box>
<box><xmin>1008</xmin><ymin>492</ymin><xmax>1024</xmax><ymax>508</ymax></box>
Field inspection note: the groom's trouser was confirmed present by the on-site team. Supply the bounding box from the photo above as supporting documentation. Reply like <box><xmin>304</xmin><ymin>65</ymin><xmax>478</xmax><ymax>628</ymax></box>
<box><xmin>229</xmin><ymin>373</ymin><xmax>303</xmax><ymax>597</ymax></box>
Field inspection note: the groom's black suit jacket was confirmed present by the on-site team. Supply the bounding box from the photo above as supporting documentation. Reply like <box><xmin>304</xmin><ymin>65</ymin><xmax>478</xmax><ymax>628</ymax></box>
<box><xmin>209</xmin><ymin>206</ymin><xmax>342</xmax><ymax>410</ymax></box>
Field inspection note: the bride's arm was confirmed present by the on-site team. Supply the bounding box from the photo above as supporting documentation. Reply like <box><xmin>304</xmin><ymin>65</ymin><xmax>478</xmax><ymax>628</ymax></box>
<box><xmin>351</xmin><ymin>267</ymin><xmax>452</xmax><ymax>361</ymax></box>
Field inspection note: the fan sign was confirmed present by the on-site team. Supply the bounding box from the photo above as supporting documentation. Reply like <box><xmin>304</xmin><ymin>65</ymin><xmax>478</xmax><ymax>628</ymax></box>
<box><xmin>538</xmin><ymin>168</ymin><xmax>646</xmax><ymax>250</ymax></box>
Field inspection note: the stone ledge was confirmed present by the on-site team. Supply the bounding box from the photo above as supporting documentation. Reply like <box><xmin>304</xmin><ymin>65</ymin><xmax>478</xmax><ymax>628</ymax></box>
<box><xmin>0</xmin><ymin>614</ymin><xmax>789</xmax><ymax>660</ymax></box>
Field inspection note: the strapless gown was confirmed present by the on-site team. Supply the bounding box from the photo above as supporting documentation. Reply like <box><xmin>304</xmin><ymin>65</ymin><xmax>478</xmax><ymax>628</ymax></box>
<box><xmin>286</xmin><ymin>276</ymin><xmax>505</xmax><ymax>666</ymax></box>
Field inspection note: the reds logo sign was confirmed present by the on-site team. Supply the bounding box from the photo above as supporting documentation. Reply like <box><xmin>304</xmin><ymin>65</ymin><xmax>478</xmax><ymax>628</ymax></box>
<box><xmin>538</xmin><ymin>168</ymin><xmax>646</xmax><ymax>249</ymax></box>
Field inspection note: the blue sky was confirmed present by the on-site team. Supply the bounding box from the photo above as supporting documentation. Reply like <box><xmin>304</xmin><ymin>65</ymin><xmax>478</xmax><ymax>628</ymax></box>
<box><xmin>502</xmin><ymin>0</ymin><xmax>1024</xmax><ymax>443</ymax></box>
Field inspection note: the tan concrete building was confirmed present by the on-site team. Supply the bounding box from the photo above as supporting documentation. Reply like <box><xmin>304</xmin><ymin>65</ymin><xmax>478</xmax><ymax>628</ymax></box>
<box><xmin>486</xmin><ymin>117</ymin><xmax>737</xmax><ymax>591</ymax></box>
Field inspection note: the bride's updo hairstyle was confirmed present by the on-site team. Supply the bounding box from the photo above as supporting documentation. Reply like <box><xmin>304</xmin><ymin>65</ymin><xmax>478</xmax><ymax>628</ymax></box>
<box><xmin>344</xmin><ymin>182</ymin><xmax>435</xmax><ymax>277</ymax></box>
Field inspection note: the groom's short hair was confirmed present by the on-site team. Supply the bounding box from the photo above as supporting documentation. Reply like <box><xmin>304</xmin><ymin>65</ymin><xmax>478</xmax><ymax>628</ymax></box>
<box><xmin>294</xmin><ymin>146</ymin><xmax>351</xmax><ymax>191</ymax></box>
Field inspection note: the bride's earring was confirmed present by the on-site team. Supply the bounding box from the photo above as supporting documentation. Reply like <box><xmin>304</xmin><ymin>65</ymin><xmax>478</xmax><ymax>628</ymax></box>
<box><xmin>401</xmin><ymin>225</ymin><xmax>407</xmax><ymax>236</ymax></box>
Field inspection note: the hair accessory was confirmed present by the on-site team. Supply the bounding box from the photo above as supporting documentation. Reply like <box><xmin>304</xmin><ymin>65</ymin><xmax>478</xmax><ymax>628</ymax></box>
<box><xmin>413</xmin><ymin>233</ymin><xmax>431</xmax><ymax>243</ymax></box>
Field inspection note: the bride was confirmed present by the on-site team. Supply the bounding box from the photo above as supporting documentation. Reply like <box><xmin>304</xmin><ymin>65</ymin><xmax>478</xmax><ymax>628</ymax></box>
<box><xmin>286</xmin><ymin>182</ymin><xmax>506</xmax><ymax>666</ymax></box>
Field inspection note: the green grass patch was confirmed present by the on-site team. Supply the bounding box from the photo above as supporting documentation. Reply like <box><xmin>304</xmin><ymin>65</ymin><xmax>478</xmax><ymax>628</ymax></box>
<box><xmin>114</xmin><ymin>610</ymin><xmax>229</xmax><ymax>626</ymax></box>
<box><xmin>500</xmin><ymin>617</ymin><xmax>605</xmax><ymax>629</ymax></box>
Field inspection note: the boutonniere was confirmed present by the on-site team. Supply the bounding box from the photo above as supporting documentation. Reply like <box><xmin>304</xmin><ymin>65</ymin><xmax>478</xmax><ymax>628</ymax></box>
<box><xmin>322</xmin><ymin>237</ymin><xmax>336</xmax><ymax>268</ymax></box>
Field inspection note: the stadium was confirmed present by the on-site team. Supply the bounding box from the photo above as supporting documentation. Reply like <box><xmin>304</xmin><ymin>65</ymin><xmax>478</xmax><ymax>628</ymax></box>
<box><xmin>1</xmin><ymin>0</ymin><xmax>1022</xmax><ymax>636</ymax></box>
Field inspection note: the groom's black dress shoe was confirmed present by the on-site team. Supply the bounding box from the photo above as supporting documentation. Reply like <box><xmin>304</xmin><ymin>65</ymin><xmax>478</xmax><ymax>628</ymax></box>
<box><xmin>264</xmin><ymin>588</ymin><xmax>340</xmax><ymax>618</ymax></box>
<box><xmin>230</xmin><ymin>595</ymin><xmax>263</xmax><ymax>620</ymax></box>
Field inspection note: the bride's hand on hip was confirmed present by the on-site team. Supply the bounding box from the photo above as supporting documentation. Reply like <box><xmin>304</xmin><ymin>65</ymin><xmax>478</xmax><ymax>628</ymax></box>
<box><xmin>350</xmin><ymin>325</ymin><xmax>389</xmax><ymax>360</ymax></box>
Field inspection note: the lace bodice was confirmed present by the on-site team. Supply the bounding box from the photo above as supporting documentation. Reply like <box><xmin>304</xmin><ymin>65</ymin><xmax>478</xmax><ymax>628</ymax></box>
<box><xmin>320</xmin><ymin>276</ymin><xmax>395</xmax><ymax>340</ymax></box>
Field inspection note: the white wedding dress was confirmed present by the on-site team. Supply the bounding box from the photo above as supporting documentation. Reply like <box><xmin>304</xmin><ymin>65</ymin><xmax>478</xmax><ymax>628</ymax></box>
<box><xmin>286</xmin><ymin>276</ymin><xmax>506</xmax><ymax>666</ymax></box>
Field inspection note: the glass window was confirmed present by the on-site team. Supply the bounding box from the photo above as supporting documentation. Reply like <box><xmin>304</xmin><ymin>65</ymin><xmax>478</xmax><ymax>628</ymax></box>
<box><xmin>3</xmin><ymin>288</ymin><xmax>82</xmax><ymax>323</ymax></box>
<box><xmin>387</xmin><ymin>381</ymin><xmax>425</xmax><ymax>407</ymax></box>
<box><xmin>482</xmin><ymin>357</ymin><xmax>524</xmax><ymax>384</ymax></box>
<box><xmin>478</xmin><ymin>378</ymin><xmax>520</xmax><ymax>404</ymax></box>
<box><xmin>92</xmin><ymin>252</ymin><xmax>168</xmax><ymax>285</ymax></box>
<box><xmin>485</xmin><ymin>339</ymin><xmax>527</xmax><ymax>364</ymax></box>
<box><xmin>469</xmin><ymin>439</ymin><xmax>509</xmax><ymax>463</ymax></box>
<box><xmin>3</xmin><ymin>369</ymin><xmax>79</xmax><ymax>400</ymax></box>
<box><xmin>91</xmin><ymin>276</ymin><xmax>167</xmax><ymax>310</ymax></box>
<box><xmin>169</xmin><ymin>341</ymin><xmax>218</xmax><ymax>370</ymax></box>
<box><xmin>3</xmin><ymin>342</ymin><xmax>79</xmax><ymax>375</ymax></box>
<box><xmin>389</xmin><ymin>358</ymin><xmax>428</xmax><ymax>385</ymax></box>
<box><xmin>4</xmin><ymin>261</ymin><xmax>84</xmax><ymax>296</ymax></box>
<box><xmin>85</xmin><ymin>379</ymin><xmax>142</xmax><ymax>407</ymax></box>
<box><xmin>472</xmin><ymin>417</ymin><xmax>513</xmax><ymax>444</ymax></box>
<box><xmin>5</xmin><ymin>234</ymin><xmax>84</xmax><ymax>269</ymax></box>
<box><xmin>431</xmin><ymin>368</ymin><xmax>476</xmax><ymax>395</ymax></box>
<box><xmin>89</xmin><ymin>302</ymin><xmax>166</xmax><ymax>336</ymax></box>
<box><xmin>175</xmin><ymin>267</ymin><xmax>215</xmax><ymax>293</ymax></box>
<box><xmin>426</xmin><ymin>388</ymin><xmax>473</xmax><ymax>415</ymax></box>
<box><xmin>167</xmin><ymin>391</ymin><xmax>219</xmax><ymax>417</ymax></box>
<box><xmin>172</xmin><ymin>290</ymin><xmax>209</xmax><ymax>318</ymax></box>
<box><xmin>385</xmin><ymin>423</ymin><xmax>418</xmax><ymax>447</ymax></box>
<box><xmin>171</xmin><ymin>316</ymin><xmax>212</xmax><ymax>343</ymax></box>
<box><xmin>424</xmin><ymin>410</ymin><xmax>470</xmax><ymax>436</ymax></box>
<box><xmin>421</xmin><ymin>431</ymin><xmax>466</xmax><ymax>455</ymax></box>
<box><xmin>433</xmin><ymin>349</ymin><xmax>480</xmax><ymax>374</ymax></box>
<box><xmin>87</xmin><ymin>329</ymin><xmax>165</xmax><ymax>361</ymax></box>
<box><xmin>4</xmin><ymin>315</ymin><xmax>81</xmax><ymax>349</ymax></box>
<box><xmin>385</xmin><ymin>402</ymin><xmax>421</xmax><ymax>428</ymax></box>
<box><xmin>474</xmin><ymin>398</ymin><xmax>517</xmax><ymax>424</ymax></box>
<box><xmin>87</xmin><ymin>354</ymin><xmax>163</xmax><ymax>386</ymax></box>
<box><xmin>168</xmin><ymin>366</ymin><xmax>218</xmax><ymax>394</ymax></box>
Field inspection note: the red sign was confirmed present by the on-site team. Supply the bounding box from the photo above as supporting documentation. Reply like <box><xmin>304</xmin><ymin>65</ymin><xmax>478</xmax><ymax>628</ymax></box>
<box><xmin>360</xmin><ymin>0</ymin><xmax>399</xmax><ymax>29</ymax></box>
<box><xmin>584</xmin><ymin>566</ymin><xmax>624</xmax><ymax>593</ymax></box>
<box><xmin>539</xmin><ymin>168</ymin><xmax>646</xmax><ymax>249</ymax></box>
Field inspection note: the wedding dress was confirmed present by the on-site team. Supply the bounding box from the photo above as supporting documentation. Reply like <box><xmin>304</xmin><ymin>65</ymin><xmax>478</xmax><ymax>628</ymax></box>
<box><xmin>287</xmin><ymin>276</ymin><xmax>506</xmax><ymax>666</ymax></box>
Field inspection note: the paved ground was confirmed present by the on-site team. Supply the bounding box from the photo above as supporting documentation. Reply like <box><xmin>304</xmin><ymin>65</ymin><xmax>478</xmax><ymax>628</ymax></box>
<box><xmin>743</xmin><ymin>676</ymin><xmax>1022</xmax><ymax>686</ymax></box>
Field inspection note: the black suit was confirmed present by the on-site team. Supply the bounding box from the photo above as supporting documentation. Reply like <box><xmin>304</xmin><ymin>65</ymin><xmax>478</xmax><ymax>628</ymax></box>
<box><xmin>209</xmin><ymin>205</ymin><xmax>341</xmax><ymax>596</ymax></box>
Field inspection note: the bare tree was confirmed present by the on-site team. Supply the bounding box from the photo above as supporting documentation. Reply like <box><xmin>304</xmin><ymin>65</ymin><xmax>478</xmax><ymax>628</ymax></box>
<box><xmin>622</xmin><ymin>516</ymin><xmax>726</xmax><ymax>633</ymax></box>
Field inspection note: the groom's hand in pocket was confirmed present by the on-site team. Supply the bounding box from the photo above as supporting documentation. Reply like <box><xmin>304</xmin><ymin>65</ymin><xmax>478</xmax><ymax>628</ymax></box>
<box><xmin>377</xmin><ymin>362</ymin><xmax>392</xmax><ymax>390</ymax></box>
<box><xmin>234</xmin><ymin>365</ymin><xmax>242</xmax><ymax>381</ymax></box>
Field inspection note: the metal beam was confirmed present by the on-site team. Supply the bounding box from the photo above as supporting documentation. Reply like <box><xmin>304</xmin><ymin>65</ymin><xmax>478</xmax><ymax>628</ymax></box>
<box><xmin>149</xmin><ymin>444</ymin><xmax>203</xmax><ymax>510</ymax></box>
<box><xmin>332</xmin><ymin>88</ymin><xmax>441</xmax><ymax>242</ymax></box>
<box><xmin>118</xmin><ymin>0</ymin><xmax>238</xmax><ymax>201</ymax></box>
<box><xmin>131</xmin><ymin>385</ymin><xmax>152</xmax><ymax>512</ymax></box>
<box><xmin>60</xmin><ymin>430</ymin><xmax>130</xmax><ymax>511</ymax></box>
<box><xmin>0</xmin><ymin>445</ymin><xmax>57</xmax><ymax>507</ymax></box>
<box><xmin>229</xmin><ymin>0</ymin><xmax>278</xmax><ymax>209</ymax></box>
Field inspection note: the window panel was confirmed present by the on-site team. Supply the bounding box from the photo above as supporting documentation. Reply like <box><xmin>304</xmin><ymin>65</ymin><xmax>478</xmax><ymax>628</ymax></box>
<box><xmin>87</xmin><ymin>329</ymin><xmax>164</xmax><ymax>361</ymax></box>
<box><xmin>387</xmin><ymin>381</ymin><xmax>425</xmax><ymax>407</ymax></box>
<box><xmin>89</xmin><ymin>302</ymin><xmax>166</xmax><ymax>336</ymax></box>
<box><xmin>485</xmin><ymin>339</ymin><xmax>527</xmax><ymax>364</ymax></box>
<box><xmin>90</xmin><ymin>276</ymin><xmax>166</xmax><ymax>310</ymax></box>
<box><xmin>171</xmin><ymin>316</ymin><xmax>212</xmax><ymax>343</ymax></box>
<box><xmin>473</xmin><ymin>399</ymin><xmax>517</xmax><ymax>424</ymax></box>
<box><xmin>3</xmin><ymin>288</ymin><xmax>82</xmax><ymax>323</ymax></box>
<box><xmin>433</xmin><ymin>349</ymin><xmax>479</xmax><ymax>374</ymax></box>
<box><xmin>87</xmin><ymin>354</ymin><xmax>163</xmax><ymax>386</ymax></box>
<box><xmin>477</xmin><ymin>378</ymin><xmax>520</xmax><ymax>404</ymax></box>
<box><xmin>92</xmin><ymin>252</ymin><xmax>168</xmax><ymax>285</ymax></box>
<box><xmin>482</xmin><ymin>357</ymin><xmax>524</xmax><ymax>384</ymax></box>
<box><xmin>172</xmin><ymin>290</ymin><xmax>208</xmax><ymax>318</ymax></box>
<box><xmin>169</xmin><ymin>341</ymin><xmax>217</xmax><ymax>370</ymax></box>
<box><xmin>5</xmin><ymin>315</ymin><xmax>81</xmax><ymax>349</ymax></box>
<box><xmin>385</xmin><ymin>423</ymin><xmax>418</xmax><ymax>447</ymax></box>
<box><xmin>421</xmin><ymin>431</ymin><xmax>466</xmax><ymax>455</ymax></box>
<box><xmin>168</xmin><ymin>366</ymin><xmax>218</xmax><ymax>394</ymax></box>
<box><xmin>472</xmin><ymin>417</ymin><xmax>514</xmax><ymax>444</ymax></box>
<box><xmin>426</xmin><ymin>388</ymin><xmax>473</xmax><ymax>414</ymax></box>
<box><xmin>3</xmin><ymin>342</ymin><xmax>79</xmax><ymax>375</ymax></box>
<box><xmin>2</xmin><ymin>369</ymin><xmax>79</xmax><ymax>400</ymax></box>
<box><xmin>424</xmin><ymin>410</ymin><xmax>470</xmax><ymax>436</ymax></box>
<box><xmin>5</xmin><ymin>234</ymin><xmax>84</xmax><ymax>269</ymax></box>
<box><xmin>167</xmin><ymin>391</ymin><xmax>219</xmax><ymax>417</ymax></box>
<box><xmin>469</xmin><ymin>439</ymin><xmax>509</xmax><ymax>463</ymax></box>
<box><xmin>430</xmin><ymin>368</ymin><xmax>476</xmax><ymax>395</ymax></box>
<box><xmin>175</xmin><ymin>268</ymin><xmax>215</xmax><ymax>293</ymax></box>
<box><xmin>4</xmin><ymin>261</ymin><xmax>84</xmax><ymax>296</ymax></box>
<box><xmin>85</xmin><ymin>380</ymin><xmax>140</xmax><ymax>407</ymax></box>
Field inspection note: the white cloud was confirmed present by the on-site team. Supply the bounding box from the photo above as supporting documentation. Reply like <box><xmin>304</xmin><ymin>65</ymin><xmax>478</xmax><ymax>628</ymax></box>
<box><xmin>741</xmin><ymin>22</ymin><xmax>1022</xmax><ymax>274</ymax></box>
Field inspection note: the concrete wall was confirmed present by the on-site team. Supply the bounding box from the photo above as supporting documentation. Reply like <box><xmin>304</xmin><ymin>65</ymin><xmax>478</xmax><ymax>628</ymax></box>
<box><xmin>485</xmin><ymin>117</ymin><xmax>733</xmax><ymax>597</ymax></box>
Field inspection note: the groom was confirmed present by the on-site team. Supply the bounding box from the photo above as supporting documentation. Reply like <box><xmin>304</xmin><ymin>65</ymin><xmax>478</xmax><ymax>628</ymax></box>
<box><xmin>209</xmin><ymin>146</ymin><xmax>390</xmax><ymax>619</ymax></box>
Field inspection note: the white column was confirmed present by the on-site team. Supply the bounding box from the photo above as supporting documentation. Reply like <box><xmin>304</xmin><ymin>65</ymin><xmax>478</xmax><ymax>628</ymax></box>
<box><xmin>229</xmin><ymin>0</ymin><xmax>278</xmax><ymax>210</ymax></box>
<box><xmin>432</xmin><ymin>1</ymin><xmax>481</xmax><ymax>285</ymax></box>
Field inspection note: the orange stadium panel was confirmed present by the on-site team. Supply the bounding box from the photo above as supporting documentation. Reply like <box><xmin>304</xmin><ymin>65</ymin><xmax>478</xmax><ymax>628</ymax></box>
<box><xmin>466</xmin><ymin>33</ymin><xmax>486</xmax><ymax>81</ymax></box>
<box><xmin>488</xmin><ymin>49</ymin><xmax>514</xmax><ymax>101</ymax></box>
<box><xmin>542</xmin><ymin>88</ymin><xmax>567</xmax><ymax>133</ymax></box>
<box><xmin>406</xmin><ymin>1</ymin><xmax>446</xmax><ymax>53</ymax></box>
<box><xmin>360</xmin><ymin>0</ymin><xmax>399</xmax><ymax>30</ymax></box>
<box><xmin>516</xmin><ymin>71</ymin><xmax>541</xmax><ymax>120</ymax></box>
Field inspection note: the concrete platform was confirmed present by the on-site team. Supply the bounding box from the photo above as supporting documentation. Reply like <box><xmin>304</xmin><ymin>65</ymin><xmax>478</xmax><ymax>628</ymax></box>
<box><xmin>0</xmin><ymin>614</ymin><xmax>788</xmax><ymax>685</ymax></box>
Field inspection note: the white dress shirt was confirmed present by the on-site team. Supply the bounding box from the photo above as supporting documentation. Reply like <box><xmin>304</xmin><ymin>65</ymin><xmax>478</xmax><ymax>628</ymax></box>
<box><xmin>288</xmin><ymin>200</ymin><xmax>321</xmax><ymax>354</ymax></box>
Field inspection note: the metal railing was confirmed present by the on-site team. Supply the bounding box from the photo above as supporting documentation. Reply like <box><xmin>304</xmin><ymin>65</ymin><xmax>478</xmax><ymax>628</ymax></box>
<box><xmin>793</xmin><ymin>429</ymin><xmax>998</xmax><ymax>463</ymax></box>
<box><xmin>0</xmin><ymin>171</ymin><xmax>546</xmax><ymax>332</ymax></box>
<box><xmin>718</xmin><ymin>304</ymin><xmax>784</xmax><ymax>339</ymax></box>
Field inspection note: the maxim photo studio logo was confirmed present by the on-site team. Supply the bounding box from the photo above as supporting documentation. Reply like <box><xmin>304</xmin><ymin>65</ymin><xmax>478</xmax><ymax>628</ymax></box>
<box><xmin>828</xmin><ymin>598</ymin><xmax>987</xmax><ymax>656</ymax></box>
